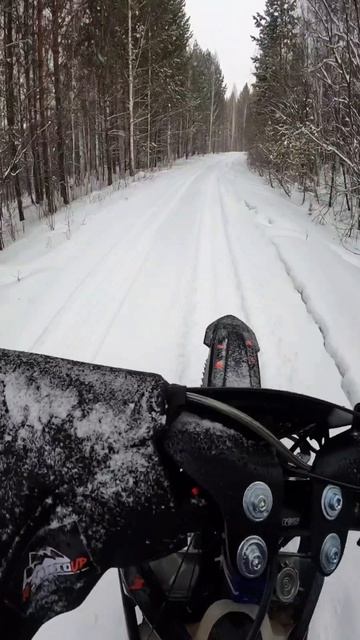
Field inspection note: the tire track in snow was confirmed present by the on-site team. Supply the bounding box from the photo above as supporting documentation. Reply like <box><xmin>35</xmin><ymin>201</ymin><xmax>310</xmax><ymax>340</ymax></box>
<box><xmin>175</xmin><ymin>204</ymin><xmax>205</xmax><ymax>384</ymax></box>
<box><xmin>29</xmin><ymin>166</ymin><xmax>207</xmax><ymax>356</ymax></box>
<box><xmin>29</xmin><ymin>195</ymin><xmax>172</xmax><ymax>353</ymax></box>
<box><xmin>175</xmin><ymin>162</ymin><xmax>237</xmax><ymax>385</ymax></box>
<box><xmin>269</xmin><ymin>239</ymin><xmax>352</xmax><ymax>404</ymax></box>
<box><xmin>176</xmin><ymin>167</ymin><xmax>249</xmax><ymax>385</ymax></box>
<box><xmin>217</xmin><ymin>179</ymin><xmax>252</xmax><ymax>326</ymax></box>
<box><xmin>93</xmin><ymin>168</ymin><xmax>212</xmax><ymax>365</ymax></box>
<box><xmin>215</xmin><ymin>175</ymin><xmax>347</xmax><ymax>403</ymax></box>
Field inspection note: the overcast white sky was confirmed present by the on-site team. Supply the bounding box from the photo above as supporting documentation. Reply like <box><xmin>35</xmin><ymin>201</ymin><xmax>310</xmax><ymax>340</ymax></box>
<box><xmin>185</xmin><ymin>0</ymin><xmax>266</xmax><ymax>94</ymax></box>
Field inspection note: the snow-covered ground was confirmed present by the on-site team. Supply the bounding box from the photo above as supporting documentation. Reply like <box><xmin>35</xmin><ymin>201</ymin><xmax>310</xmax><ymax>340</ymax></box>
<box><xmin>1</xmin><ymin>152</ymin><xmax>360</xmax><ymax>639</ymax></box>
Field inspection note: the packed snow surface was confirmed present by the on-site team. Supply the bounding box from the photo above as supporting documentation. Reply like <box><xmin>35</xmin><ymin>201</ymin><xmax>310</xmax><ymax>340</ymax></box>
<box><xmin>1</xmin><ymin>153</ymin><xmax>360</xmax><ymax>639</ymax></box>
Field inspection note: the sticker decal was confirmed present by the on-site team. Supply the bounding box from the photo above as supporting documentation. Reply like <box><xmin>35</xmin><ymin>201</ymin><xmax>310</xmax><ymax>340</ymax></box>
<box><xmin>22</xmin><ymin>547</ymin><xmax>89</xmax><ymax>602</ymax></box>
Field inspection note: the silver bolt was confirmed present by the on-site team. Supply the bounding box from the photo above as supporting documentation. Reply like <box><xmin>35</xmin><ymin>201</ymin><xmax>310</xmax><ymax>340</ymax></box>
<box><xmin>237</xmin><ymin>536</ymin><xmax>268</xmax><ymax>578</ymax></box>
<box><xmin>256</xmin><ymin>497</ymin><xmax>267</xmax><ymax>512</ymax></box>
<box><xmin>250</xmin><ymin>553</ymin><xmax>262</xmax><ymax>571</ymax></box>
<box><xmin>320</xmin><ymin>533</ymin><xmax>342</xmax><ymax>575</ymax></box>
<box><xmin>332</xmin><ymin>496</ymin><xmax>342</xmax><ymax>512</ymax></box>
<box><xmin>243</xmin><ymin>482</ymin><xmax>273</xmax><ymax>522</ymax></box>
<box><xmin>328</xmin><ymin>547</ymin><xmax>340</xmax><ymax>564</ymax></box>
<box><xmin>321</xmin><ymin>486</ymin><xmax>343</xmax><ymax>520</ymax></box>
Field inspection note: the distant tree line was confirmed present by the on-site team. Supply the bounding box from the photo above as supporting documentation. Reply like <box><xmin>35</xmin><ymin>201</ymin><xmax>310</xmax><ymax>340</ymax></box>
<box><xmin>246</xmin><ymin>0</ymin><xmax>360</xmax><ymax>237</ymax></box>
<box><xmin>1</xmin><ymin>0</ymin><xmax>249</xmax><ymax>249</ymax></box>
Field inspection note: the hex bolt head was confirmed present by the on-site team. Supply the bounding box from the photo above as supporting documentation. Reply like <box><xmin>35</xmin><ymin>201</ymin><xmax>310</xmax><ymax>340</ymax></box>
<box><xmin>243</xmin><ymin>482</ymin><xmax>273</xmax><ymax>522</ymax></box>
<box><xmin>237</xmin><ymin>536</ymin><xmax>268</xmax><ymax>578</ymax></box>
<box><xmin>321</xmin><ymin>485</ymin><xmax>343</xmax><ymax>520</ymax></box>
<box><xmin>320</xmin><ymin>533</ymin><xmax>342</xmax><ymax>575</ymax></box>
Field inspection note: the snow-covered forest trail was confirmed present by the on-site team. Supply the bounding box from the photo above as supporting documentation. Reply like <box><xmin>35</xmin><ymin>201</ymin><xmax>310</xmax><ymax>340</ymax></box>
<box><xmin>1</xmin><ymin>153</ymin><xmax>360</xmax><ymax>639</ymax></box>
<box><xmin>0</xmin><ymin>154</ymin><xmax>351</xmax><ymax>404</ymax></box>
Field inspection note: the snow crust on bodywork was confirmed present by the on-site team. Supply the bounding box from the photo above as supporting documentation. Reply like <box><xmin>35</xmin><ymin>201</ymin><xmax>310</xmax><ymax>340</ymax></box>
<box><xmin>0</xmin><ymin>348</ymin><xmax>172</xmax><ymax>580</ymax></box>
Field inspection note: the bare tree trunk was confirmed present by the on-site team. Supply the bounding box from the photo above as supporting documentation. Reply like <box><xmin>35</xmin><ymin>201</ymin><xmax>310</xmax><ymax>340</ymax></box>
<box><xmin>24</xmin><ymin>0</ymin><xmax>41</xmax><ymax>203</ymax></box>
<box><xmin>189</xmin><ymin>116</ymin><xmax>193</xmax><ymax>157</ymax></box>
<box><xmin>178</xmin><ymin>117</ymin><xmax>183</xmax><ymax>158</ymax></box>
<box><xmin>94</xmin><ymin>79</ymin><xmax>100</xmax><ymax>180</ymax></box>
<box><xmin>342</xmin><ymin>163</ymin><xmax>351</xmax><ymax>212</ymax></box>
<box><xmin>328</xmin><ymin>159</ymin><xmax>336</xmax><ymax>208</ymax></box>
<box><xmin>208</xmin><ymin>64</ymin><xmax>215</xmax><ymax>154</ymax></box>
<box><xmin>104</xmin><ymin>90</ymin><xmax>112</xmax><ymax>186</ymax></box>
<box><xmin>4</xmin><ymin>0</ymin><xmax>24</xmax><ymax>224</ymax></box>
<box><xmin>0</xmin><ymin>204</ymin><xmax>4</xmax><ymax>249</ymax></box>
<box><xmin>15</xmin><ymin>29</ymin><xmax>33</xmax><ymax>205</ymax></box>
<box><xmin>147</xmin><ymin>25</ymin><xmax>152</xmax><ymax>171</ymax></box>
<box><xmin>31</xmin><ymin>0</ymin><xmax>44</xmax><ymax>203</ymax></box>
<box><xmin>231</xmin><ymin>95</ymin><xmax>236</xmax><ymax>151</ymax></box>
<box><xmin>51</xmin><ymin>0</ymin><xmax>69</xmax><ymax>205</ymax></box>
<box><xmin>167</xmin><ymin>108</ymin><xmax>172</xmax><ymax>165</ymax></box>
<box><xmin>37</xmin><ymin>0</ymin><xmax>55</xmax><ymax>218</ymax></box>
<box><xmin>69</xmin><ymin>0</ymin><xmax>76</xmax><ymax>188</ymax></box>
<box><xmin>241</xmin><ymin>101</ymin><xmax>248</xmax><ymax>151</ymax></box>
<box><xmin>128</xmin><ymin>0</ymin><xmax>135</xmax><ymax>176</ymax></box>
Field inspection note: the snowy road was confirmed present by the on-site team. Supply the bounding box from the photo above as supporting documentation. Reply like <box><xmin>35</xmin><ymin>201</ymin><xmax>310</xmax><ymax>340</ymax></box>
<box><xmin>1</xmin><ymin>153</ymin><xmax>360</xmax><ymax>639</ymax></box>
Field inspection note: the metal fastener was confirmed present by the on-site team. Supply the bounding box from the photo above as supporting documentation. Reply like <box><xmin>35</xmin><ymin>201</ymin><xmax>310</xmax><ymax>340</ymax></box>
<box><xmin>320</xmin><ymin>533</ymin><xmax>341</xmax><ymax>575</ymax></box>
<box><xmin>243</xmin><ymin>482</ymin><xmax>273</xmax><ymax>522</ymax></box>
<box><xmin>321</xmin><ymin>485</ymin><xmax>343</xmax><ymax>520</ymax></box>
<box><xmin>237</xmin><ymin>536</ymin><xmax>268</xmax><ymax>578</ymax></box>
<box><xmin>276</xmin><ymin>566</ymin><xmax>300</xmax><ymax>603</ymax></box>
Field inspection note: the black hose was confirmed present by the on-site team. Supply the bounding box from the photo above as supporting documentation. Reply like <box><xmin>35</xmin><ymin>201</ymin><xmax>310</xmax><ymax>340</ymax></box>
<box><xmin>245</xmin><ymin>558</ymin><xmax>278</xmax><ymax>640</ymax></box>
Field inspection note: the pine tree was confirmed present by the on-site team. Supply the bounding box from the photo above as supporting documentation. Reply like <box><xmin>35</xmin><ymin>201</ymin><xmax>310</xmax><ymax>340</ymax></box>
<box><xmin>187</xmin><ymin>45</ymin><xmax>226</xmax><ymax>155</ymax></box>
<box><xmin>248</xmin><ymin>0</ymin><xmax>299</xmax><ymax>189</ymax></box>
<box><xmin>238</xmin><ymin>84</ymin><xmax>250</xmax><ymax>151</ymax></box>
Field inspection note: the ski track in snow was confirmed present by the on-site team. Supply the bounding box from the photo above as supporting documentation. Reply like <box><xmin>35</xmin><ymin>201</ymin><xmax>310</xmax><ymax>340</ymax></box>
<box><xmin>0</xmin><ymin>153</ymin><xmax>359</xmax><ymax>639</ymax></box>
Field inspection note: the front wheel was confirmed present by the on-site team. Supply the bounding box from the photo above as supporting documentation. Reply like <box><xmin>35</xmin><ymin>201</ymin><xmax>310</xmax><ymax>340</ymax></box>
<box><xmin>201</xmin><ymin>316</ymin><xmax>261</xmax><ymax>389</ymax></box>
<box><xmin>193</xmin><ymin>601</ymin><xmax>269</xmax><ymax>640</ymax></box>
<box><xmin>207</xmin><ymin>613</ymin><xmax>262</xmax><ymax>640</ymax></box>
